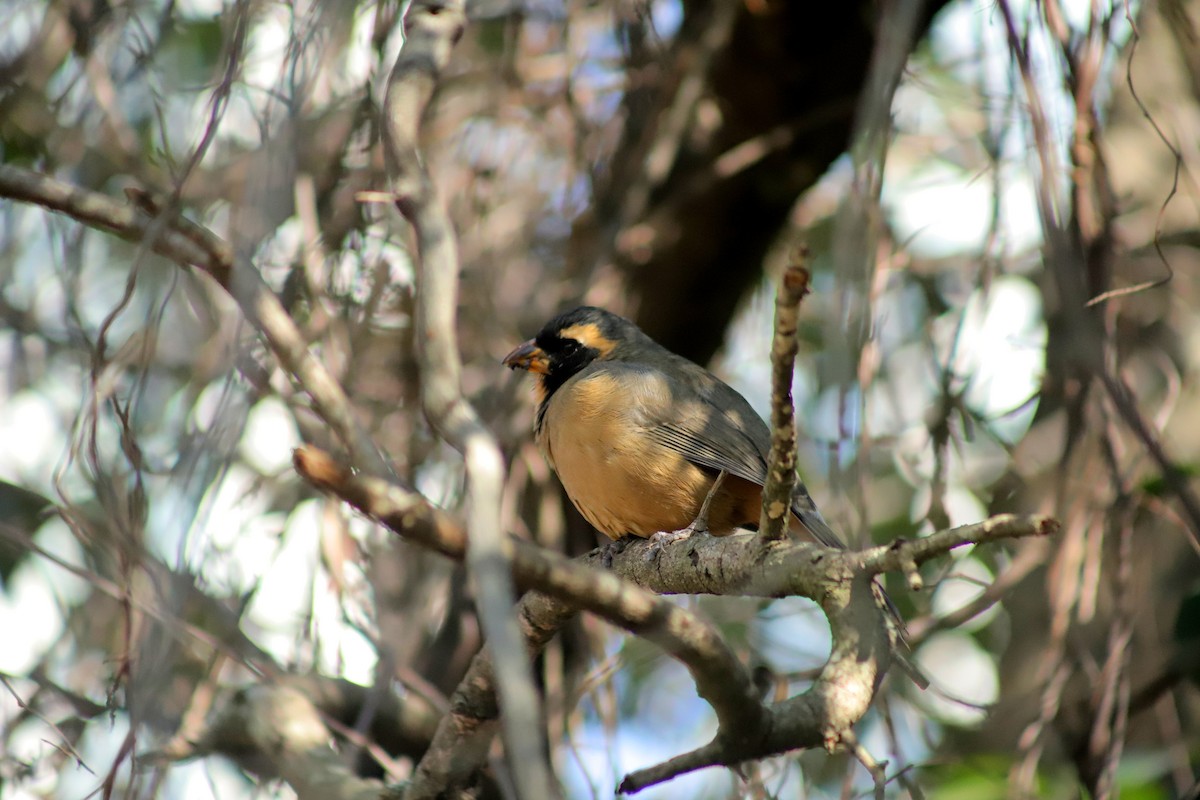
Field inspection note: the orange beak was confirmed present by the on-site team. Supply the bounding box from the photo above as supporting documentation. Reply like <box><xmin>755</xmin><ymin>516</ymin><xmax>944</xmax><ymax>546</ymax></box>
<box><xmin>502</xmin><ymin>339</ymin><xmax>550</xmax><ymax>375</ymax></box>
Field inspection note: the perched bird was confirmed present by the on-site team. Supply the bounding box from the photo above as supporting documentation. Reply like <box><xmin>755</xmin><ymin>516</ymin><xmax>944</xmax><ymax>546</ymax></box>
<box><xmin>502</xmin><ymin>305</ymin><xmax>843</xmax><ymax>547</ymax></box>
<box><xmin>504</xmin><ymin>306</ymin><xmax>928</xmax><ymax>689</ymax></box>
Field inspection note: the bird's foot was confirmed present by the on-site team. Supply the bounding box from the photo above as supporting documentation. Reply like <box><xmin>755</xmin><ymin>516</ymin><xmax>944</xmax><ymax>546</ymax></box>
<box><xmin>644</xmin><ymin>522</ymin><xmax>707</xmax><ymax>563</ymax></box>
<box><xmin>601</xmin><ymin>535</ymin><xmax>638</xmax><ymax>568</ymax></box>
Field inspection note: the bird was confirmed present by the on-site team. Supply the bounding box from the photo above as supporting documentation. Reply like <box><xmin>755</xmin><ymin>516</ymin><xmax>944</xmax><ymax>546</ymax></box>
<box><xmin>503</xmin><ymin>305</ymin><xmax>928</xmax><ymax>689</ymax></box>
<box><xmin>502</xmin><ymin>305</ymin><xmax>844</xmax><ymax>547</ymax></box>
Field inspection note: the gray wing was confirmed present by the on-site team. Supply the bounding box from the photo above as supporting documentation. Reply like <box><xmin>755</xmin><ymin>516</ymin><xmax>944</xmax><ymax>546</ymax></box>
<box><xmin>641</xmin><ymin>360</ymin><xmax>773</xmax><ymax>485</ymax></box>
<box><xmin>643</xmin><ymin>358</ymin><xmax>845</xmax><ymax>549</ymax></box>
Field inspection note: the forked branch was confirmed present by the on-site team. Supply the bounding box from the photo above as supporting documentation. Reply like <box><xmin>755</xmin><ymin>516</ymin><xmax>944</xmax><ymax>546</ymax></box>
<box><xmin>295</xmin><ymin>445</ymin><xmax>1058</xmax><ymax>794</ymax></box>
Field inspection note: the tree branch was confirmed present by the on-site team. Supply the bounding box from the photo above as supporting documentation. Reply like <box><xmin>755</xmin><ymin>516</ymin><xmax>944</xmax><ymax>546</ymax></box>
<box><xmin>1099</xmin><ymin>371</ymin><xmax>1200</xmax><ymax>550</ymax></box>
<box><xmin>759</xmin><ymin>255</ymin><xmax>811</xmax><ymax>540</ymax></box>
<box><xmin>859</xmin><ymin>515</ymin><xmax>1061</xmax><ymax>576</ymax></box>
<box><xmin>293</xmin><ymin>447</ymin><xmax>767</xmax><ymax>731</ymax></box>
<box><xmin>178</xmin><ymin>685</ymin><xmax>386</xmax><ymax>800</ymax></box>
<box><xmin>295</xmin><ymin>446</ymin><xmax>1058</xmax><ymax>794</ymax></box>
<box><xmin>377</xmin><ymin>3</ymin><xmax>550</xmax><ymax>797</ymax></box>
<box><xmin>0</xmin><ymin>164</ymin><xmax>389</xmax><ymax>479</ymax></box>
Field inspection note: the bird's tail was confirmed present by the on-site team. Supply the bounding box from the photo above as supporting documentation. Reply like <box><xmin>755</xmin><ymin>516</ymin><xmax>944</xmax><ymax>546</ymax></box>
<box><xmin>873</xmin><ymin>580</ymin><xmax>931</xmax><ymax>690</ymax></box>
<box><xmin>789</xmin><ymin>503</ymin><xmax>846</xmax><ymax>550</ymax></box>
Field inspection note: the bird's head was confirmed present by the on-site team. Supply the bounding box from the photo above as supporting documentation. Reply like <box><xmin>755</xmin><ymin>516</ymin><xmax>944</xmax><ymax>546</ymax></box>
<box><xmin>503</xmin><ymin>306</ymin><xmax>646</xmax><ymax>398</ymax></box>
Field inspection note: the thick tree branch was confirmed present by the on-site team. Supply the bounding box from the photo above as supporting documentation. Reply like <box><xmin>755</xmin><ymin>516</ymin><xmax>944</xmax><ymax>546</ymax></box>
<box><xmin>377</xmin><ymin>3</ymin><xmax>549</xmax><ymax>797</ymax></box>
<box><xmin>294</xmin><ymin>447</ymin><xmax>767</xmax><ymax>731</ymax></box>
<box><xmin>295</xmin><ymin>446</ymin><xmax>1058</xmax><ymax>794</ymax></box>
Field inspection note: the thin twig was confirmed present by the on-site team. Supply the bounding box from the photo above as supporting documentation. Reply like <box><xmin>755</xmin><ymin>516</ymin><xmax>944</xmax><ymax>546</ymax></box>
<box><xmin>1099</xmin><ymin>372</ymin><xmax>1200</xmax><ymax>549</ymax></box>
<box><xmin>905</xmin><ymin>539</ymin><xmax>1048</xmax><ymax>645</ymax></box>
<box><xmin>840</xmin><ymin>729</ymin><xmax>887</xmax><ymax>800</ymax></box>
<box><xmin>1085</xmin><ymin>0</ymin><xmax>1178</xmax><ymax>306</ymax></box>
<box><xmin>759</xmin><ymin>255</ymin><xmax>811</xmax><ymax>541</ymax></box>
<box><xmin>0</xmin><ymin>676</ymin><xmax>94</xmax><ymax>773</ymax></box>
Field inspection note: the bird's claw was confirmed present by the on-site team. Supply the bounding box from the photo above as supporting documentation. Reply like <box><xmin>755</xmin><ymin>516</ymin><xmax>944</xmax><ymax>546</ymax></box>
<box><xmin>645</xmin><ymin>470</ymin><xmax>723</xmax><ymax>563</ymax></box>
<box><xmin>644</xmin><ymin>522</ymin><xmax>706</xmax><ymax>563</ymax></box>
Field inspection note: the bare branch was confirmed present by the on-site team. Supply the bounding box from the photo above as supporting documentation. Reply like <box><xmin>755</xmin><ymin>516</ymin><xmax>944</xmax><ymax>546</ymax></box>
<box><xmin>405</xmin><ymin>598</ymin><xmax>573</xmax><ymax>800</ymax></box>
<box><xmin>906</xmin><ymin>538</ymin><xmax>1049</xmax><ymax>645</ymax></box>
<box><xmin>293</xmin><ymin>446</ymin><xmax>767</xmax><ymax>726</ymax></box>
<box><xmin>295</xmin><ymin>446</ymin><xmax>1058</xmax><ymax>793</ymax></box>
<box><xmin>0</xmin><ymin>164</ymin><xmax>389</xmax><ymax>478</ymax></box>
<box><xmin>1099</xmin><ymin>372</ymin><xmax>1200</xmax><ymax>550</ymax></box>
<box><xmin>173</xmin><ymin>685</ymin><xmax>384</xmax><ymax>800</ymax></box>
<box><xmin>759</xmin><ymin>255</ymin><xmax>811</xmax><ymax>540</ymax></box>
<box><xmin>620</xmin><ymin>573</ymin><xmax>885</xmax><ymax>794</ymax></box>
<box><xmin>378</xmin><ymin>3</ymin><xmax>548</xmax><ymax>796</ymax></box>
<box><xmin>859</xmin><ymin>515</ymin><xmax>1060</xmax><ymax>576</ymax></box>
<box><xmin>841</xmin><ymin>729</ymin><xmax>888</xmax><ymax>800</ymax></box>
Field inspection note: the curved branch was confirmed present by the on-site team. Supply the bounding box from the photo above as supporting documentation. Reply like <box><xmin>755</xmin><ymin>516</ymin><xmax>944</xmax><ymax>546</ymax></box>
<box><xmin>295</xmin><ymin>446</ymin><xmax>1059</xmax><ymax>795</ymax></box>
<box><xmin>294</xmin><ymin>447</ymin><xmax>767</xmax><ymax>736</ymax></box>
